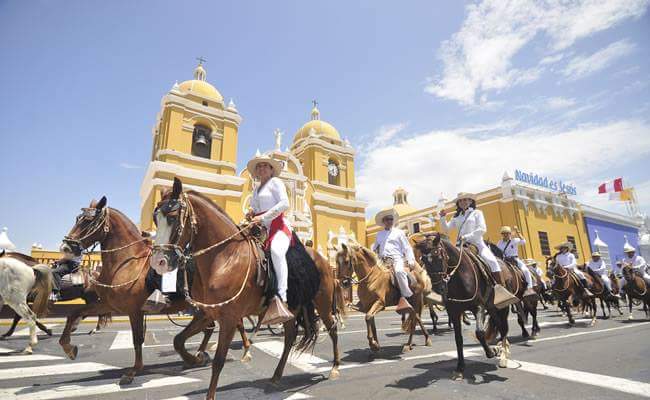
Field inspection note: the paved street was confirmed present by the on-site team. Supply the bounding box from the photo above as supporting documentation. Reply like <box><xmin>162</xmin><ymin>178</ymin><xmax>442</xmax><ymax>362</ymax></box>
<box><xmin>0</xmin><ymin>305</ymin><xmax>648</xmax><ymax>400</ymax></box>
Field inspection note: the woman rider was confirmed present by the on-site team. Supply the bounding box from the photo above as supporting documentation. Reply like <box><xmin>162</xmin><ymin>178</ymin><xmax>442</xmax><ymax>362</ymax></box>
<box><xmin>439</xmin><ymin>192</ymin><xmax>518</xmax><ymax>309</ymax></box>
<box><xmin>246</xmin><ymin>153</ymin><xmax>294</xmax><ymax>325</ymax></box>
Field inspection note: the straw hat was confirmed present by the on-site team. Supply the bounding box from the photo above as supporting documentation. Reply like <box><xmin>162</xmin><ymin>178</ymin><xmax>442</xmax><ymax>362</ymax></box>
<box><xmin>500</xmin><ymin>226</ymin><xmax>512</xmax><ymax>234</ymax></box>
<box><xmin>623</xmin><ymin>242</ymin><xmax>636</xmax><ymax>253</ymax></box>
<box><xmin>591</xmin><ymin>251</ymin><xmax>601</xmax><ymax>257</ymax></box>
<box><xmin>246</xmin><ymin>153</ymin><xmax>282</xmax><ymax>178</ymax></box>
<box><xmin>554</xmin><ymin>241</ymin><xmax>573</xmax><ymax>250</ymax></box>
<box><xmin>524</xmin><ymin>259</ymin><xmax>537</xmax><ymax>266</ymax></box>
<box><xmin>375</xmin><ymin>208</ymin><xmax>398</xmax><ymax>226</ymax></box>
<box><xmin>455</xmin><ymin>192</ymin><xmax>476</xmax><ymax>202</ymax></box>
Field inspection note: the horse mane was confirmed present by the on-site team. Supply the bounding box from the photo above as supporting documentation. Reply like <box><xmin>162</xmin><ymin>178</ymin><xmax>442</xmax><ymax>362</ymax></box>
<box><xmin>108</xmin><ymin>207</ymin><xmax>143</xmax><ymax>238</ymax></box>
<box><xmin>487</xmin><ymin>241</ymin><xmax>504</xmax><ymax>259</ymax></box>
<box><xmin>1</xmin><ymin>251</ymin><xmax>39</xmax><ymax>266</ymax></box>
<box><xmin>348</xmin><ymin>244</ymin><xmax>390</xmax><ymax>292</ymax></box>
<box><xmin>186</xmin><ymin>191</ymin><xmax>240</xmax><ymax>231</ymax></box>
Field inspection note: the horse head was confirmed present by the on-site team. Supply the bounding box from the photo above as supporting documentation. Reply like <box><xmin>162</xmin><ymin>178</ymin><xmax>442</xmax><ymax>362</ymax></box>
<box><xmin>411</xmin><ymin>232</ymin><xmax>447</xmax><ymax>276</ymax></box>
<box><xmin>150</xmin><ymin>178</ymin><xmax>191</xmax><ymax>275</ymax></box>
<box><xmin>63</xmin><ymin>196</ymin><xmax>108</xmax><ymax>256</ymax></box>
<box><xmin>335</xmin><ymin>242</ymin><xmax>362</xmax><ymax>289</ymax></box>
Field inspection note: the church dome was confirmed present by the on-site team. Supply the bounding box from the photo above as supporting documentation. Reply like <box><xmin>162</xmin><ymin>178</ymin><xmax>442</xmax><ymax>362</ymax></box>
<box><xmin>178</xmin><ymin>62</ymin><xmax>223</xmax><ymax>101</ymax></box>
<box><xmin>293</xmin><ymin>104</ymin><xmax>341</xmax><ymax>143</ymax></box>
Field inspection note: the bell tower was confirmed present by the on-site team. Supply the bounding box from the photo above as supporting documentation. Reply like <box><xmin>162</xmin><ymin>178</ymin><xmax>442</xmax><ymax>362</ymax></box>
<box><xmin>139</xmin><ymin>60</ymin><xmax>246</xmax><ymax>231</ymax></box>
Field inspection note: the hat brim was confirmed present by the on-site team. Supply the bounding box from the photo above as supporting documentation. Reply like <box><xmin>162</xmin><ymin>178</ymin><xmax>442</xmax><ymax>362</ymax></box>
<box><xmin>455</xmin><ymin>192</ymin><xmax>476</xmax><ymax>202</ymax></box>
<box><xmin>554</xmin><ymin>242</ymin><xmax>573</xmax><ymax>250</ymax></box>
<box><xmin>375</xmin><ymin>209</ymin><xmax>398</xmax><ymax>226</ymax></box>
<box><xmin>247</xmin><ymin>157</ymin><xmax>282</xmax><ymax>178</ymax></box>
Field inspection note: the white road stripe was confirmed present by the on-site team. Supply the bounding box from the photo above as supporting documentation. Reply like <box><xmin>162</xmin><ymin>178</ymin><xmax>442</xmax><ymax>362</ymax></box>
<box><xmin>0</xmin><ymin>347</ymin><xmax>15</xmax><ymax>353</ymax></box>
<box><xmin>109</xmin><ymin>330</ymin><xmax>133</xmax><ymax>350</ymax></box>
<box><xmin>0</xmin><ymin>354</ymin><xmax>62</xmax><ymax>363</ymax></box>
<box><xmin>253</xmin><ymin>340</ymin><xmax>329</xmax><ymax>373</ymax></box>
<box><xmin>0</xmin><ymin>376</ymin><xmax>199</xmax><ymax>400</ymax></box>
<box><xmin>502</xmin><ymin>359</ymin><xmax>650</xmax><ymax>398</ymax></box>
<box><xmin>525</xmin><ymin>322</ymin><xmax>650</xmax><ymax>344</ymax></box>
<box><xmin>161</xmin><ymin>392</ymin><xmax>312</xmax><ymax>400</ymax></box>
<box><xmin>0</xmin><ymin>362</ymin><xmax>119</xmax><ymax>380</ymax></box>
<box><xmin>13</xmin><ymin>324</ymin><xmax>59</xmax><ymax>337</ymax></box>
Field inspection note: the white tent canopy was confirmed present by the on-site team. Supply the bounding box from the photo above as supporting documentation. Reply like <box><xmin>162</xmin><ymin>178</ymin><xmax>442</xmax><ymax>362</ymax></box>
<box><xmin>0</xmin><ymin>227</ymin><xmax>16</xmax><ymax>250</ymax></box>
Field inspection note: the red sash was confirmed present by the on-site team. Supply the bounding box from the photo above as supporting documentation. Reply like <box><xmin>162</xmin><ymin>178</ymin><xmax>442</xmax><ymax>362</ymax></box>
<box><xmin>255</xmin><ymin>212</ymin><xmax>294</xmax><ymax>250</ymax></box>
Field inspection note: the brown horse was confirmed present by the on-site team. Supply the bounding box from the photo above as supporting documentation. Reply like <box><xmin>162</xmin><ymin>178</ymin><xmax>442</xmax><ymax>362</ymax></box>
<box><xmin>585</xmin><ymin>268</ymin><xmax>621</xmax><ymax>319</ymax></box>
<box><xmin>61</xmin><ymin>197</ymin><xmax>219</xmax><ymax>385</ymax></box>
<box><xmin>621</xmin><ymin>264</ymin><xmax>650</xmax><ymax>320</ymax></box>
<box><xmin>335</xmin><ymin>242</ymin><xmax>432</xmax><ymax>354</ymax></box>
<box><xmin>151</xmin><ymin>178</ymin><xmax>344</xmax><ymax>400</ymax></box>
<box><xmin>411</xmin><ymin>232</ymin><xmax>511</xmax><ymax>380</ymax></box>
<box><xmin>546</xmin><ymin>256</ymin><xmax>596</xmax><ymax>326</ymax></box>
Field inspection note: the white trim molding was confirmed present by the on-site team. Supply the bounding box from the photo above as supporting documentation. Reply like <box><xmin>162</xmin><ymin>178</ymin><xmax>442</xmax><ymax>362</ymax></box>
<box><xmin>155</xmin><ymin>149</ymin><xmax>237</xmax><ymax>170</ymax></box>
<box><xmin>311</xmin><ymin>192</ymin><xmax>367</xmax><ymax>209</ymax></box>
<box><xmin>313</xmin><ymin>205</ymin><xmax>366</xmax><ymax>219</ymax></box>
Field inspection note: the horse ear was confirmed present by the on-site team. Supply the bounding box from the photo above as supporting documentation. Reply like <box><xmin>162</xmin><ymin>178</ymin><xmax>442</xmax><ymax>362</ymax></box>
<box><xmin>96</xmin><ymin>196</ymin><xmax>107</xmax><ymax>210</ymax></box>
<box><xmin>172</xmin><ymin>177</ymin><xmax>183</xmax><ymax>199</ymax></box>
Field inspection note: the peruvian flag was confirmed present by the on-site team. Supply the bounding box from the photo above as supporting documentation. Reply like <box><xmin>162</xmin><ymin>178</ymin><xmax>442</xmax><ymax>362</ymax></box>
<box><xmin>598</xmin><ymin>178</ymin><xmax>624</xmax><ymax>194</ymax></box>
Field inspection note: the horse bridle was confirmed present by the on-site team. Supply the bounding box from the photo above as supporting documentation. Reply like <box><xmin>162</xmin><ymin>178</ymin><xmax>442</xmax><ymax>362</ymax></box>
<box><xmin>338</xmin><ymin>248</ymin><xmax>375</xmax><ymax>288</ymax></box>
<box><xmin>151</xmin><ymin>193</ymin><xmax>196</xmax><ymax>266</ymax></box>
<box><xmin>63</xmin><ymin>207</ymin><xmax>111</xmax><ymax>255</ymax></box>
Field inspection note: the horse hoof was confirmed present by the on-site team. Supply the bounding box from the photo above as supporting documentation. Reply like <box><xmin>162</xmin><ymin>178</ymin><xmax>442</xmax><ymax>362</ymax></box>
<box><xmin>64</xmin><ymin>345</ymin><xmax>78</xmax><ymax>360</ymax></box>
<box><xmin>88</xmin><ymin>329</ymin><xmax>97</xmax><ymax>335</ymax></box>
<box><xmin>369</xmin><ymin>342</ymin><xmax>380</xmax><ymax>353</ymax></box>
<box><xmin>425</xmin><ymin>337</ymin><xmax>433</xmax><ymax>347</ymax></box>
<box><xmin>22</xmin><ymin>347</ymin><xmax>33</xmax><ymax>355</ymax></box>
<box><xmin>197</xmin><ymin>351</ymin><xmax>210</xmax><ymax>367</ymax></box>
<box><xmin>328</xmin><ymin>367</ymin><xmax>340</xmax><ymax>380</ymax></box>
<box><xmin>628</xmin><ymin>314</ymin><xmax>634</xmax><ymax>320</ymax></box>
<box><xmin>498</xmin><ymin>358</ymin><xmax>508</xmax><ymax>368</ymax></box>
<box><xmin>522</xmin><ymin>331</ymin><xmax>530</xmax><ymax>339</ymax></box>
<box><xmin>241</xmin><ymin>350</ymin><xmax>253</xmax><ymax>363</ymax></box>
<box><xmin>401</xmin><ymin>344</ymin><xmax>412</xmax><ymax>354</ymax></box>
<box><xmin>451</xmin><ymin>371</ymin><xmax>463</xmax><ymax>381</ymax></box>
<box><xmin>119</xmin><ymin>375</ymin><xmax>134</xmax><ymax>386</ymax></box>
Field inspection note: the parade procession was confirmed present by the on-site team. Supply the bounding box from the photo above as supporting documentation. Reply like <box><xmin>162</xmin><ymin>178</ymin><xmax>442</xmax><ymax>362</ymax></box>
<box><xmin>1</xmin><ymin>2</ymin><xmax>650</xmax><ymax>400</ymax></box>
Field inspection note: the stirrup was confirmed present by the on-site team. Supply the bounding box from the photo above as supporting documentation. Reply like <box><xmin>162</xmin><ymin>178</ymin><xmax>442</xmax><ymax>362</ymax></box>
<box><xmin>142</xmin><ymin>289</ymin><xmax>169</xmax><ymax>313</ymax></box>
<box><xmin>425</xmin><ymin>291</ymin><xmax>444</xmax><ymax>305</ymax></box>
<box><xmin>261</xmin><ymin>296</ymin><xmax>294</xmax><ymax>325</ymax></box>
<box><xmin>493</xmin><ymin>284</ymin><xmax>519</xmax><ymax>309</ymax></box>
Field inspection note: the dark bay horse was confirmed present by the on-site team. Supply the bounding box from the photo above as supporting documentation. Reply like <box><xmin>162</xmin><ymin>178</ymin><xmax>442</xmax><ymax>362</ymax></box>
<box><xmin>335</xmin><ymin>242</ymin><xmax>432</xmax><ymax>354</ymax></box>
<box><xmin>414</xmin><ymin>232</ymin><xmax>510</xmax><ymax>380</ymax></box>
<box><xmin>62</xmin><ymin>197</ymin><xmax>218</xmax><ymax>385</ymax></box>
<box><xmin>151</xmin><ymin>178</ymin><xmax>344</xmax><ymax>400</ymax></box>
<box><xmin>621</xmin><ymin>264</ymin><xmax>650</xmax><ymax>320</ymax></box>
<box><xmin>546</xmin><ymin>256</ymin><xmax>596</xmax><ymax>326</ymax></box>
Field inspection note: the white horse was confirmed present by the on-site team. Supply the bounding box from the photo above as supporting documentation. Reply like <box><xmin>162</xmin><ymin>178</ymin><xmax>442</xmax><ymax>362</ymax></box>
<box><xmin>0</xmin><ymin>252</ymin><xmax>53</xmax><ymax>354</ymax></box>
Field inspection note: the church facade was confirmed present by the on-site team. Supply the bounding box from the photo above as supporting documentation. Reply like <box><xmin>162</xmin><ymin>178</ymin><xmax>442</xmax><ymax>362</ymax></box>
<box><xmin>139</xmin><ymin>62</ymin><xmax>366</xmax><ymax>264</ymax></box>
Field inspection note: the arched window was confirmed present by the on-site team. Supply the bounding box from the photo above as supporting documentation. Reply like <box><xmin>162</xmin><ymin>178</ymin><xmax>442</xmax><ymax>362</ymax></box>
<box><xmin>327</xmin><ymin>159</ymin><xmax>340</xmax><ymax>186</ymax></box>
<box><xmin>191</xmin><ymin>125</ymin><xmax>212</xmax><ymax>159</ymax></box>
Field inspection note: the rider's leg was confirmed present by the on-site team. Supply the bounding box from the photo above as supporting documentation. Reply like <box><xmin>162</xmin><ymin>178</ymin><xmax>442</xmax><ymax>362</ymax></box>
<box><xmin>269</xmin><ymin>232</ymin><xmax>291</xmax><ymax>303</ymax></box>
<box><xmin>517</xmin><ymin>259</ymin><xmax>534</xmax><ymax>289</ymax></box>
<box><xmin>393</xmin><ymin>259</ymin><xmax>413</xmax><ymax>299</ymax></box>
<box><xmin>574</xmin><ymin>268</ymin><xmax>593</xmax><ymax>296</ymax></box>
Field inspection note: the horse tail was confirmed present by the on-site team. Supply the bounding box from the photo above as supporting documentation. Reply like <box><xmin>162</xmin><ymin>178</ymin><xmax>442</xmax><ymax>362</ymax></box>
<box><xmin>333</xmin><ymin>278</ymin><xmax>347</xmax><ymax>320</ymax></box>
<box><xmin>295</xmin><ymin>302</ymin><xmax>319</xmax><ymax>353</ymax></box>
<box><xmin>98</xmin><ymin>313</ymin><xmax>113</xmax><ymax>329</ymax></box>
<box><xmin>31</xmin><ymin>264</ymin><xmax>53</xmax><ymax>318</ymax></box>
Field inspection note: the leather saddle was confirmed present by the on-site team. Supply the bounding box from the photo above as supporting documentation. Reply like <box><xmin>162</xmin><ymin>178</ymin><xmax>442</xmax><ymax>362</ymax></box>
<box><xmin>380</xmin><ymin>257</ymin><xmax>418</xmax><ymax>291</ymax></box>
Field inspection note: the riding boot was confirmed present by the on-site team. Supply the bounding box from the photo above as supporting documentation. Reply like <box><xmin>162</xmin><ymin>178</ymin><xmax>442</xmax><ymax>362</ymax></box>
<box><xmin>142</xmin><ymin>289</ymin><xmax>169</xmax><ymax>313</ymax></box>
<box><xmin>580</xmin><ymin>279</ymin><xmax>594</xmax><ymax>297</ymax></box>
<box><xmin>396</xmin><ymin>297</ymin><xmax>414</xmax><ymax>315</ymax></box>
<box><xmin>491</xmin><ymin>271</ymin><xmax>519</xmax><ymax>309</ymax></box>
<box><xmin>261</xmin><ymin>296</ymin><xmax>294</xmax><ymax>325</ymax></box>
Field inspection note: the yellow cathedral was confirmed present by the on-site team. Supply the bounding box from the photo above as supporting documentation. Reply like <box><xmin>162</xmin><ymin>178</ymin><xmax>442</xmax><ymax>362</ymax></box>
<box><xmin>139</xmin><ymin>62</ymin><xmax>367</xmax><ymax>264</ymax></box>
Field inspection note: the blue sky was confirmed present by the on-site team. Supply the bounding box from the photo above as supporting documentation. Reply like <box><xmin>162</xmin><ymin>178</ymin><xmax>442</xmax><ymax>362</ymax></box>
<box><xmin>1</xmin><ymin>1</ymin><xmax>649</xmax><ymax>251</ymax></box>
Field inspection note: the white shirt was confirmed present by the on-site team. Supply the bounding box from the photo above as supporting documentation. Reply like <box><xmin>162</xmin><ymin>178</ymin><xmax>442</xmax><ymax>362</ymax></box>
<box><xmin>556</xmin><ymin>252</ymin><xmax>577</xmax><ymax>269</ymax></box>
<box><xmin>372</xmin><ymin>228</ymin><xmax>415</xmax><ymax>264</ymax></box>
<box><xmin>587</xmin><ymin>259</ymin><xmax>608</xmax><ymax>275</ymax></box>
<box><xmin>624</xmin><ymin>254</ymin><xmax>647</xmax><ymax>271</ymax></box>
<box><xmin>497</xmin><ymin>237</ymin><xmax>525</xmax><ymax>258</ymax></box>
<box><xmin>440</xmin><ymin>208</ymin><xmax>487</xmax><ymax>246</ymax></box>
<box><xmin>250</xmin><ymin>177</ymin><xmax>290</xmax><ymax>230</ymax></box>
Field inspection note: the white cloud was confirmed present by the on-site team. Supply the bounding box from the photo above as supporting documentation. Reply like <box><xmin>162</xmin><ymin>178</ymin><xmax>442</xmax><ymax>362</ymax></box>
<box><xmin>359</xmin><ymin>122</ymin><xmax>408</xmax><ymax>153</ymax></box>
<box><xmin>546</xmin><ymin>96</ymin><xmax>576</xmax><ymax>109</ymax></box>
<box><xmin>540</xmin><ymin>53</ymin><xmax>565</xmax><ymax>65</ymax></box>
<box><xmin>562</xmin><ymin>39</ymin><xmax>636</xmax><ymax>80</ymax></box>
<box><xmin>357</xmin><ymin>119</ymin><xmax>650</xmax><ymax>216</ymax></box>
<box><xmin>119</xmin><ymin>162</ymin><xmax>141</xmax><ymax>169</ymax></box>
<box><xmin>426</xmin><ymin>0</ymin><xmax>649</xmax><ymax>105</ymax></box>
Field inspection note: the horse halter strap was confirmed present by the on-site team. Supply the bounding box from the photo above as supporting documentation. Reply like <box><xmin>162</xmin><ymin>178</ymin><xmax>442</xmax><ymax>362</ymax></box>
<box><xmin>64</xmin><ymin>207</ymin><xmax>111</xmax><ymax>247</ymax></box>
<box><xmin>341</xmin><ymin>250</ymin><xmax>374</xmax><ymax>285</ymax></box>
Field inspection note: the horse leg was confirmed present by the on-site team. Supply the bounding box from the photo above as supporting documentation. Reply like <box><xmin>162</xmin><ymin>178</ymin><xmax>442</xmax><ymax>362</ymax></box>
<box><xmin>117</xmin><ymin>311</ymin><xmax>145</xmax><ymax>385</ymax></box>
<box><xmin>429</xmin><ymin>304</ymin><xmax>438</xmax><ymax>334</ymax></box>
<box><xmin>450</xmin><ymin>311</ymin><xmax>465</xmax><ymax>381</ymax></box>
<box><xmin>319</xmin><ymin>309</ymin><xmax>341</xmax><ymax>380</ymax></box>
<box><xmin>590</xmin><ymin>298</ymin><xmax>597</xmax><ymax>326</ymax></box>
<box><xmin>530</xmin><ymin>300</ymin><xmax>540</xmax><ymax>338</ymax></box>
<box><xmin>365</xmin><ymin>301</ymin><xmax>383</xmax><ymax>352</ymax></box>
<box><xmin>13</xmin><ymin>301</ymin><xmax>38</xmax><ymax>354</ymax></box>
<box><xmin>515</xmin><ymin>302</ymin><xmax>529</xmax><ymax>338</ymax></box>
<box><xmin>271</xmin><ymin>319</ymin><xmax>298</xmax><ymax>384</ymax></box>
<box><xmin>403</xmin><ymin>313</ymin><xmax>416</xmax><ymax>353</ymax></box>
<box><xmin>173</xmin><ymin>315</ymin><xmax>212</xmax><ymax>368</ymax></box>
<box><xmin>205</xmin><ymin>319</ymin><xmax>238</xmax><ymax>400</ymax></box>
<box><xmin>564</xmin><ymin>300</ymin><xmax>575</xmax><ymax>325</ymax></box>
<box><xmin>628</xmin><ymin>294</ymin><xmax>634</xmax><ymax>320</ymax></box>
<box><xmin>416</xmin><ymin>313</ymin><xmax>432</xmax><ymax>347</ymax></box>
<box><xmin>59</xmin><ymin>302</ymin><xmax>108</xmax><ymax>360</ymax></box>
<box><xmin>236</xmin><ymin>322</ymin><xmax>253</xmax><ymax>363</ymax></box>
<box><xmin>473</xmin><ymin>306</ymin><xmax>496</xmax><ymax>359</ymax></box>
